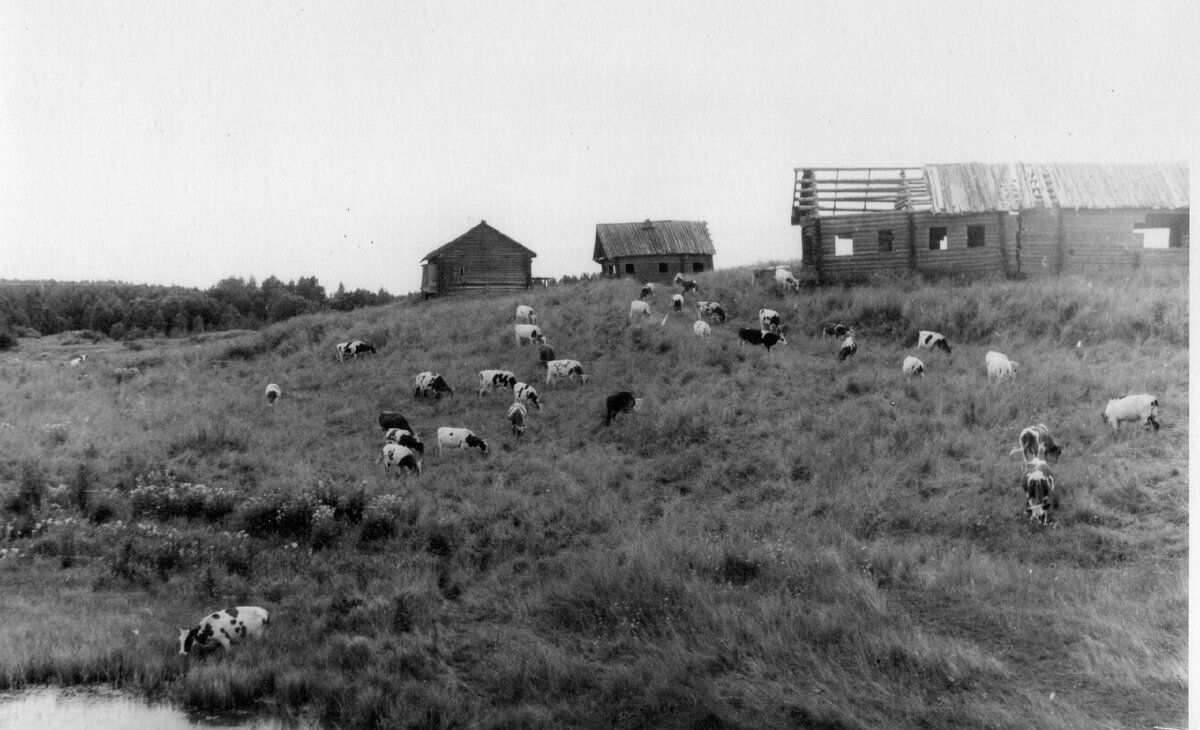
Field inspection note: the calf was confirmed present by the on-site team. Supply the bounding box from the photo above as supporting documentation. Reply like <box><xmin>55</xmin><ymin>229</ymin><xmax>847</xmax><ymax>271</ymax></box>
<box><xmin>68</xmin><ymin>354</ymin><xmax>87</xmax><ymax>366</ymax></box>
<box><xmin>628</xmin><ymin>300</ymin><xmax>651</xmax><ymax>322</ymax></box>
<box><xmin>336</xmin><ymin>341</ymin><xmax>377</xmax><ymax>361</ymax></box>
<box><xmin>545</xmin><ymin>359</ymin><xmax>588</xmax><ymax>387</ymax></box>
<box><xmin>264</xmin><ymin>383</ymin><xmax>281</xmax><ymax>405</ymax></box>
<box><xmin>437</xmin><ymin>427</ymin><xmax>489</xmax><ymax>456</ymax></box>
<box><xmin>838</xmin><ymin>334</ymin><xmax>857</xmax><ymax>362</ymax></box>
<box><xmin>758</xmin><ymin>308</ymin><xmax>781</xmax><ymax>332</ymax></box>
<box><xmin>640</xmin><ymin>282</ymin><xmax>656</xmax><ymax>299</ymax></box>
<box><xmin>774</xmin><ymin>267</ymin><xmax>800</xmax><ymax>291</ymax></box>
<box><xmin>986</xmin><ymin>351</ymin><xmax>1019</xmax><ymax>382</ymax></box>
<box><xmin>178</xmin><ymin>606</ymin><xmax>269</xmax><ymax>655</ymax></box>
<box><xmin>1022</xmin><ymin>459</ymin><xmax>1057</xmax><ymax>526</ymax></box>
<box><xmin>507</xmin><ymin>401</ymin><xmax>528</xmax><ymax>437</ymax></box>
<box><xmin>673</xmin><ymin>272</ymin><xmax>699</xmax><ymax>293</ymax></box>
<box><xmin>693</xmin><ymin>320</ymin><xmax>711</xmax><ymax>337</ymax></box>
<box><xmin>822</xmin><ymin>323</ymin><xmax>851</xmax><ymax>339</ymax></box>
<box><xmin>515</xmin><ymin>305</ymin><xmax>537</xmax><ymax>325</ymax></box>
<box><xmin>1009</xmin><ymin>424</ymin><xmax>1061</xmax><ymax>462</ymax></box>
<box><xmin>514</xmin><ymin>324</ymin><xmax>547</xmax><ymax>346</ymax></box>
<box><xmin>414</xmin><ymin>372</ymin><xmax>455</xmax><ymax>399</ymax></box>
<box><xmin>672</xmin><ymin>293</ymin><xmax>684</xmax><ymax>312</ymax></box>
<box><xmin>384</xmin><ymin>427</ymin><xmax>425</xmax><ymax>453</ymax></box>
<box><xmin>378</xmin><ymin>411</ymin><xmax>413</xmax><ymax>433</ymax></box>
<box><xmin>738</xmin><ymin>327</ymin><xmax>786</xmax><ymax>353</ymax></box>
<box><xmin>916</xmin><ymin>331</ymin><xmax>952</xmax><ymax>355</ymax></box>
<box><xmin>1102</xmin><ymin>394</ymin><xmax>1160</xmax><ymax>431</ymax></box>
<box><xmin>902</xmin><ymin>355</ymin><xmax>925</xmax><ymax>377</ymax></box>
<box><xmin>605</xmin><ymin>391</ymin><xmax>642</xmax><ymax>426</ymax></box>
<box><xmin>696</xmin><ymin>301</ymin><xmax>727</xmax><ymax>323</ymax></box>
<box><xmin>514</xmin><ymin>381</ymin><xmax>542</xmax><ymax>410</ymax></box>
<box><xmin>382</xmin><ymin>443</ymin><xmax>422</xmax><ymax>475</ymax></box>
<box><xmin>478</xmin><ymin>369</ymin><xmax>518</xmax><ymax>396</ymax></box>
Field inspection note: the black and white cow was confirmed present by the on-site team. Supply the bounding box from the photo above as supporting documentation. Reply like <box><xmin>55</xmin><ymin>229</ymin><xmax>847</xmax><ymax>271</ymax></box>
<box><xmin>336</xmin><ymin>341</ymin><xmax>377</xmax><ymax>361</ymax></box>
<box><xmin>640</xmin><ymin>282</ymin><xmax>656</xmax><ymax>299</ymax></box>
<box><xmin>672</xmin><ymin>293</ymin><xmax>684</xmax><ymax>312</ymax></box>
<box><xmin>738</xmin><ymin>328</ymin><xmax>786</xmax><ymax>353</ymax></box>
<box><xmin>1009</xmin><ymin>424</ymin><xmax>1061</xmax><ymax>462</ymax></box>
<box><xmin>1102</xmin><ymin>394</ymin><xmax>1160</xmax><ymax>431</ymax></box>
<box><xmin>507</xmin><ymin>401</ymin><xmax>528</xmax><ymax>437</ymax></box>
<box><xmin>758</xmin><ymin>308</ymin><xmax>782</xmax><ymax>332</ymax></box>
<box><xmin>378</xmin><ymin>411</ymin><xmax>413</xmax><ymax>433</ymax></box>
<box><xmin>514</xmin><ymin>381</ymin><xmax>542</xmax><ymax>410</ymax></box>
<box><xmin>838</xmin><ymin>334</ymin><xmax>858</xmax><ymax>362</ymax></box>
<box><xmin>537</xmin><ymin>343</ymin><xmax>557</xmax><ymax>367</ymax></box>
<box><xmin>605</xmin><ymin>391</ymin><xmax>643</xmax><ymax>426</ymax></box>
<box><xmin>822</xmin><ymin>323</ymin><xmax>851</xmax><ymax>339</ymax></box>
<box><xmin>916</xmin><ymin>331</ymin><xmax>952</xmax><ymax>355</ymax></box>
<box><xmin>696</xmin><ymin>301</ymin><xmax>727</xmax><ymax>323</ymax></box>
<box><xmin>673</xmin><ymin>272</ymin><xmax>699</xmax><ymax>293</ymax></box>
<box><xmin>382</xmin><ymin>443</ymin><xmax>422</xmax><ymax>475</ymax></box>
<box><xmin>478</xmin><ymin>369</ymin><xmax>518</xmax><ymax>396</ymax></box>
<box><xmin>384</xmin><ymin>427</ymin><xmax>425</xmax><ymax>454</ymax></box>
<box><xmin>515</xmin><ymin>305</ymin><xmax>536</xmax><ymax>325</ymax></box>
<box><xmin>414</xmin><ymin>372</ymin><xmax>454</xmax><ymax>399</ymax></box>
<box><xmin>514</xmin><ymin>324</ymin><xmax>547</xmax><ymax>346</ymax></box>
<box><xmin>437</xmin><ymin>427</ymin><xmax>489</xmax><ymax>456</ymax></box>
<box><xmin>178</xmin><ymin>606</ymin><xmax>269</xmax><ymax>655</ymax></box>
<box><xmin>1022</xmin><ymin>458</ymin><xmax>1057</xmax><ymax>525</ymax></box>
<box><xmin>545</xmin><ymin>359</ymin><xmax>588</xmax><ymax>387</ymax></box>
<box><xmin>264</xmin><ymin>383</ymin><xmax>281</xmax><ymax>405</ymax></box>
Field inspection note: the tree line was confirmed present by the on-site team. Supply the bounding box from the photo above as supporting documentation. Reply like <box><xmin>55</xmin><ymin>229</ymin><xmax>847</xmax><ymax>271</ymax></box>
<box><xmin>0</xmin><ymin>276</ymin><xmax>396</xmax><ymax>349</ymax></box>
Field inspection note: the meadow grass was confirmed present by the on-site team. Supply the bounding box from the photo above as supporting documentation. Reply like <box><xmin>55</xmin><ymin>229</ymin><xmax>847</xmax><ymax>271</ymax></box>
<box><xmin>0</xmin><ymin>267</ymin><xmax>1187</xmax><ymax>729</ymax></box>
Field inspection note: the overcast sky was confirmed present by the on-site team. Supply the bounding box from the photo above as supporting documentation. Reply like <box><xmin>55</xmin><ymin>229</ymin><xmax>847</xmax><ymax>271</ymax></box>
<box><xmin>1</xmin><ymin>1</ymin><xmax>1194</xmax><ymax>294</ymax></box>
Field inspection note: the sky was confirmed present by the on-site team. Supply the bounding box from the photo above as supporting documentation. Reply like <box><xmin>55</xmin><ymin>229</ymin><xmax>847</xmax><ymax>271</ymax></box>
<box><xmin>1</xmin><ymin>1</ymin><xmax>1195</xmax><ymax>294</ymax></box>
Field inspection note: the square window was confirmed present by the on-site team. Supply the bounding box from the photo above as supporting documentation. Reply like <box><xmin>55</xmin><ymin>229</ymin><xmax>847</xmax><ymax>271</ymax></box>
<box><xmin>692</xmin><ymin>262</ymin><xmax>704</xmax><ymax>273</ymax></box>
<box><xmin>967</xmin><ymin>225</ymin><xmax>986</xmax><ymax>248</ymax></box>
<box><xmin>659</xmin><ymin>262</ymin><xmax>669</xmax><ymax>273</ymax></box>
<box><xmin>878</xmin><ymin>230</ymin><xmax>894</xmax><ymax>253</ymax></box>
<box><xmin>834</xmin><ymin>235</ymin><xmax>854</xmax><ymax>256</ymax></box>
<box><xmin>624</xmin><ymin>263</ymin><xmax>635</xmax><ymax>275</ymax></box>
<box><xmin>929</xmin><ymin>227</ymin><xmax>948</xmax><ymax>251</ymax></box>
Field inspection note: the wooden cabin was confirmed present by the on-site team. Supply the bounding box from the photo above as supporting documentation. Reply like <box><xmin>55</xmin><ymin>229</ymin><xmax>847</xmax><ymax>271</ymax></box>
<box><xmin>420</xmin><ymin>221</ymin><xmax>537</xmax><ymax>298</ymax></box>
<box><xmin>791</xmin><ymin>163</ymin><xmax>1189</xmax><ymax>282</ymax></box>
<box><xmin>593</xmin><ymin>220</ymin><xmax>716</xmax><ymax>283</ymax></box>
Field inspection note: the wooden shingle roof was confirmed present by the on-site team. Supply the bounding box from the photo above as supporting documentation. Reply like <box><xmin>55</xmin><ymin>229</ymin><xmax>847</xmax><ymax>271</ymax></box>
<box><xmin>926</xmin><ymin>163</ymin><xmax>1189</xmax><ymax>212</ymax></box>
<box><xmin>593</xmin><ymin>220</ymin><xmax>715</xmax><ymax>261</ymax></box>
<box><xmin>422</xmin><ymin>220</ymin><xmax>537</xmax><ymax>263</ymax></box>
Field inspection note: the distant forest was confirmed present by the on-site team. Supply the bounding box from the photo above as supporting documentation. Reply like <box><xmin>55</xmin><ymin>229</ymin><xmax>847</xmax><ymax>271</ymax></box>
<box><xmin>0</xmin><ymin>276</ymin><xmax>396</xmax><ymax>349</ymax></box>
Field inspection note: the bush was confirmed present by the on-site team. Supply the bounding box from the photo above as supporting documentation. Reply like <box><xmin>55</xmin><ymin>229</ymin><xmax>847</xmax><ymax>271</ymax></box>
<box><xmin>129</xmin><ymin>472</ymin><xmax>237</xmax><ymax>522</ymax></box>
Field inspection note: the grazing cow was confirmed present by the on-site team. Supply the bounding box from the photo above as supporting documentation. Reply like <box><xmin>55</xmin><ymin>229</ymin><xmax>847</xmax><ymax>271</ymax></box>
<box><xmin>673</xmin><ymin>273</ymin><xmax>699</xmax><ymax>293</ymax></box>
<box><xmin>384</xmin><ymin>427</ymin><xmax>425</xmax><ymax>453</ymax></box>
<box><xmin>693</xmin><ymin>320</ymin><xmax>711</xmax><ymax>337</ymax></box>
<box><xmin>916</xmin><ymin>331</ymin><xmax>952</xmax><ymax>354</ymax></box>
<box><xmin>178</xmin><ymin>606</ymin><xmax>269</xmax><ymax>655</ymax></box>
<box><xmin>640</xmin><ymin>282</ymin><xmax>656</xmax><ymax>299</ymax></box>
<box><xmin>514</xmin><ymin>324</ymin><xmax>547</xmax><ymax>346</ymax></box>
<box><xmin>537</xmin><ymin>343</ymin><xmax>557</xmax><ymax>367</ymax></box>
<box><xmin>902</xmin><ymin>355</ymin><xmax>925</xmax><ymax>378</ymax></box>
<box><xmin>672</xmin><ymin>293</ymin><xmax>684</xmax><ymax>312</ymax></box>
<box><xmin>986</xmin><ymin>351</ymin><xmax>1019</xmax><ymax>382</ymax></box>
<box><xmin>507</xmin><ymin>401</ymin><xmax>528</xmax><ymax>437</ymax></box>
<box><xmin>628</xmin><ymin>300</ymin><xmax>652</xmax><ymax>322</ymax></box>
<box><xmin>1102</xmin><ymin>394</ymin><xmax>1160</xmax><ymax>431</ymax></box>
<box><xmin>437</xmin><ymin>427</ymin><xmax>489</xmax><ymax>455</ymax></box>
<box><xmin>1009</xmin><ymin>424</ymin><xmax>1061</xmax><ymax>462</ymax></box>
<box><xmin>752</xmin><ymin>268</ymin><xmax>776</xmax><ymax>285</ymax></box>
<box><xmin>738</xmin><ymin>328</ymin><xmax>786</xmax><ymax>353</ymax></box>
<box><xmin>378</xmin><ymin>411</ymin><xmax>413</xmax><ymax>433</ymax></box>
<box><xmin>774</xmin><ymin>267</ymin><xmax>800</xmax><ymax>291</ymax></box>
<box><xmin>68</xmin><ymin>354</ymin><xmax>87</xmax><ymax>366</ymax></box>
<box><xmin>1022</xmin><ymin>458</ymin><xmax>1057</xmax><ymax>526</ymax></box>
<box><xmin>545</xmin><ymin>359</ymin><xmax>588</xmax><ymax>386</ymax></box>
<box><xmin>838</xmin><ymin>334</ymin><xmax>858</xmax><ymax>362</ymax></box>
<box><xmin>382</xmin><ymin>443</ymin><xmax>422</xmax><ymax>475</ymax></box>
<box><xmin>822</xmin><ymin>323</ymin><xmax>851</xmax><ymax>339</ymax></box>
<box><xmin>413</xmin><ymin>372</ymin><xmax>455</xmax><ymax>399</ymax></box>
<box><xmin>264</xmin><ymin>383</ymin><xmax>281</xmax><ymax>405</ymax></box>
<box><xmin>605</xmin><ymin>391</ymin><xmax>642</xmax><ymax>426</ymax></box>
<box><xmin>336</xmin><ymin>341</ymin><xmax>377</xmax><ymax>361</ymax></box>
<box><xmin>696</xmin><ymin>301</ymin><xmax>727</xmax><ymax>323</ymax></box>
<box><xmin>478</xmin><ymin>369</ymin><xmax>518</xmax><ymax>396</ymax></box>
<box><xmin>515</xmin><ymin>305</ymin><xmax>537</xmax><ymax>325</ymax></box>
<box><xmin>758</xmin><ymin>308</ymin><xmax>782</xmax><ymax>332</ymax></box>
<box><xmin>513</xmin><ymin>381</ymin><xmax>542</xmax><ymax>410</ymax></box>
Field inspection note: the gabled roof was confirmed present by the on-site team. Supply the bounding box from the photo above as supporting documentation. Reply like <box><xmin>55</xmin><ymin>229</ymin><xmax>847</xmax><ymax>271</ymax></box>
<box><xmin>593</xmin><ymin>220</ymin><xmax>715</xmax><ymax>261</ymax></box>
<box><xmin>422</xmin><ymin>220</ymin><xmax>537</xmax><ymax>263</ymax></box>
<box><xmin>926</xmin><ymin>162</ymin><xmax>1189</xmax><ymax>212</ymax></box>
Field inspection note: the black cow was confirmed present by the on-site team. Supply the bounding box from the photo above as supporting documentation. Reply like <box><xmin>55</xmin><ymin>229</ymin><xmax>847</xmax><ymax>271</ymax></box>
<box><xmin>378</xmin><ymin>411</ymin><xmax>413</xmax><ymax>433</ymax></box>
<box><xmin>605</xmin><ymin>391</ymin><xmax>642</xmax><ymax>426</ymax></box>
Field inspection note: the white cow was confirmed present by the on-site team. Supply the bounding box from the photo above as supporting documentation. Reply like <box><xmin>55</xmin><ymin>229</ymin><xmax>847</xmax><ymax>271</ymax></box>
<box><xmin>774</xmin><ymin>267</ymin><xmax>800</xmax><ymax>291</ymax></box>
<box><xmin>515</xmin><ymin>305</ymin><xmax>537</xmax><ymax>324</ymax></box>
<box><xmin>264</xmin><ymin>383</ymin><xmax>281</xmax><ymax>405</ymax></box>
<box><xmin>545</xmin><ymin>359</ymin><xmax>588</xmax><ymax>387</ymax></box>
<box><xmin>1102</xmin><ymin>394</ymin><xmax>1160</xmax><ymax>431</ymax></box>
<box><xmin>628</xmin><ymin>300</ymin><xmax>651</xmax><ymax>322</ymax></box>
<box><xmin>693</xmin><ymin>320</ymin><xmax>711</xmax><ymax>337</ymax></box>
<box><xmin>178</xmin><ymin>606</ymin><xmax>269</xmax><ymax>655</ymax></box>
<box><xmin>902</xmin><ymin>356</ymin><xmax>925</xmax><ymax>378</ymax></box>
<box><xmin>986</xmin><ymin>351</ymin><xmax>1019</xmax><ymax>381</ymax></box>
<box><xmin>437</xmin><ymin>427</ymin><xmax>489</xmax><ymax>455</ymax></box>
<box><xmin>68</xmin><ymin>354</ymin><xmax>87</xmax><ymax>367</ymax></box>
<box><xmin>382</xmin><ymin>443</ymin><xmax>422</xmax><ymax>475</ymax></box>
<box><xmin>514</xmin><ymin>324</ymin><xmax>547</xmax><ymax>346</ymax></box>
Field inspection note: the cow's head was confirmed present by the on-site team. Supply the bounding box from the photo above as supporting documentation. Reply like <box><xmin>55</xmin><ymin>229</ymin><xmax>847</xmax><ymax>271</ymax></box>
<box><xmin>466</xmin><ymin>434</ymin><xmax>489</xmax><ymax>453</ymax></box>
<box><xmin>1026</xmin><ymin>499</ymin><xmax>1048</xmax><ymax>525</ymax></box>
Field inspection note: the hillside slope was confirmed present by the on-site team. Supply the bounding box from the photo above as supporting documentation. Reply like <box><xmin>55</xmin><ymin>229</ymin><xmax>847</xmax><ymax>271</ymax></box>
<box><xmin>0</xmin><ymin>267</ymin><xmax>1187</xmax><ymax>729</ymax></box>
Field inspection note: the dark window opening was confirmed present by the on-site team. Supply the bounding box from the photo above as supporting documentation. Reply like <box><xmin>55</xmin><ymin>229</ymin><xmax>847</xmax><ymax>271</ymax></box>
<box><xmin>658</xmin><ymin>262</ymin><xmax>669</xmax><ymax>273</ymax></box>
<box><xmin>878</xmin><ymin>230</ymin><xmax>894</xmax><ymax>253</ymax></box>
<box><xmin>929</xmin><ymin>227</ymin><xmax>948</xmax><ymax>251</ymax></box>
<box><xmin>624</xmin><ymin>263</ymin><xmax>635</xmax><ymax>275</ymax></box>
<box><xmin>692</xmin><ymin>262</ymin><xmax>704</xmax><ymax>273</ymax></box>
<box><xmin>967</xmin><ymin>225</ymin><xmax>985</xmax><ymax>248</ymax></box>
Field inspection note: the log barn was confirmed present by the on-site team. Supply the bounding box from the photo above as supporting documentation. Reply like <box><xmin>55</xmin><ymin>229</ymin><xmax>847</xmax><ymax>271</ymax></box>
<box><xmin>594</xmin><ymin>219</ymin><xmax>715</xmax><ymax>283</ymax></box>
<box><xmin>420</xmin><ymin>220</ymin><xmax>537</xmax><ymax>298</ymax></box>
<box><xmin>791</xmin><ymin>163</ymin><xmax>1188</xmax><ymax>282</ymax></box>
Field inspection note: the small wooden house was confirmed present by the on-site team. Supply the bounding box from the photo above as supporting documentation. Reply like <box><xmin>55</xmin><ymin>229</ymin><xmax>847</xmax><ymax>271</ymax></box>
<box><xmin>791</xmin><ymin>163</ymin><xmax>1188</xmax><ymax>282</ymax></box>
<box><xmin>420</xmin><ymin>221</ymin><xmax>537</xmax><ymax>298</ymax></box>
<box><xmin>594</xmin><ymin>220</ymin><xmax>715</xmax><ymax>283</ymax></box>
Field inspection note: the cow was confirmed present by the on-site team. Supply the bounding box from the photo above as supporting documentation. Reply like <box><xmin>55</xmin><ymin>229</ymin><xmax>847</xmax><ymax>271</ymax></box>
<box><xmin>414</xmin><ymin>372</ymin><xmax>454</xmax><ymax>399</ymax></box>
<box><xmin>986</xmin><ymin>351</ymin><xmax>1019</xmax><ymax>382</ymax></box>
<box><xmin>696</xmin><ymin>301</ymin><xmax>727</xmax><ymax>323</ymax></box>
<box><xmin>672</xmin><ymin>293</ymin><xmax>684</xmax><ymax>312</ymax></box>
<box><xmin>693</xmin><ymin>320</ymin><xmax>711</xmax><ymax>337</ymax></box>
<box><xmin>838</xmin><ymin>334</ymin><xmax>858</xmax><ymax>362</ymax></box>
<box><xmin>738</xmin><ymin>328</ymin><xmax>786</xmax><ymax>353</ymax></box>
<box><xmin>384</xmin><ymin>427</ymin><xmax>425</xmax><ymax>454</ymax></box>
<box><xmin>264</xmin><ymin>383</ymin><xmax>281</xmax><ymax>405</ymax></box>
<box><xmin>629</xmin><ymin>300</ymin><xmax>651</xmax><ymax>322</ymax></box>
<box><xmin>178</xmin><ymin>606</ymin><xmax>269</xmax><ymax>655</ymax></box>
<box><xmin>752</xmin><ymin>268</ymin><xmax>776</xmax><ymax>285</ymax></box>
<box><xmin>1022</xmin><ymin>458</ymin><xmax>1057</xmax><ymax>526</ymax></box>
<box><xmin>758</xmin><ymin>308</ymin><xmax>782</xmax><ymax>333</ymax></box>
<box><xmin>514</xmin><ymin>324</ymin><xmax>547</xmax><ymax>346</ymax></box>
<box><xmin>916</xmin><ymin>331</ymin><xmax>952</xmax><ymax>355</ymax></box>
<box><xmin>1009</xmin><ymin>424</ymin><xmax>1061</xmax><ymax>462</ymax></box>
<box><xmin>478</xmin><ymin>369</ymin><xmax>518</xmax><ymax>396</ymax></box>
<box><xmin>515</xmin><ymin>305</ymin><xmax>537</xmax><ymax>325</ymax></box>
<box><xmin>1102</xmin><ymin>394</ymin><xmax>1160</xmax><ymax>431</ymax></box>
<box><xmin>378</xmin><ymin>411</ymin><xmax>413</xmax><ymax>433</ymax></box>
<box><xmin>775</xmin><ymin>266</ymin><xmax>800</xmax><ymax>291</ymax></box>
<box><xmin>822</xmin><ymin>323</ymin><xmax>851</xmax><ymax>339</ymax></box>
<box><xmin>545</xmin><ymin>359</ymin><xmax>588</xmax><ymax>387</ymax></box>
<box><xmin>673</xmin><ymin>272</ymin><xmax>699</xmax><ymax>293</ymax></box>
<box><xmin>507</xmin><ymin>401</ymin><xmax>528</xmax><ymax>437</ymax></box>
<box><xmin>437</xmin><ymin>427</ymin><xmax>489</xmax><ymax>456</ymax></box>
<box><xmin>68</xmin><ymin>354</ymin><xmax>87</xmax><ymax>366</ymax></box>
<box><xmin>336</xmin><ymin>341</ymin><xmax>377</xmax><ymax>361</ymax></box>
<box><xmin>537</xmin><ymin>343</ymin><xmax>557</xmax><ymax>367</ymax></box>
<box><xmin>902</xmin><ymin>355</ymin><xmax>925</xmax><ymax>378</ymax></box>
<box><xmin>640</xmin><ymin>282</ymin><xmax>656</xmax><ymax>299</ymax></box>
<box><xmin>514</xmin><ymin>381</ymin><xmax>542</xmax><ymax>410</ymax></box>
<box><xmin>382</xmin><ymin>443</ymin><xmax>422</xmax><ymax>475</ymax></box>
<box><xmin>605</xmin><ymin>391</ymin><xmax>642</xmax><ymax>426</ymax></box>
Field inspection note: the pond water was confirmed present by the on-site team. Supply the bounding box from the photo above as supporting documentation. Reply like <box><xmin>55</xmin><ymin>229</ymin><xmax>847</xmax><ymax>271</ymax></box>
<box><xmin>0</xmin><ymin>686</ymin><xmax>316</xmax><ymax>729</ymax></box>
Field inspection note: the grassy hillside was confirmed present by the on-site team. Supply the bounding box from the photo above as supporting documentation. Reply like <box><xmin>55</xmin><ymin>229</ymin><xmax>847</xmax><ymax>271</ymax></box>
<box><xmin>0</xmin><ymin>267</ymin><xmax>1187</xmax><ymax>729</ymax></box>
